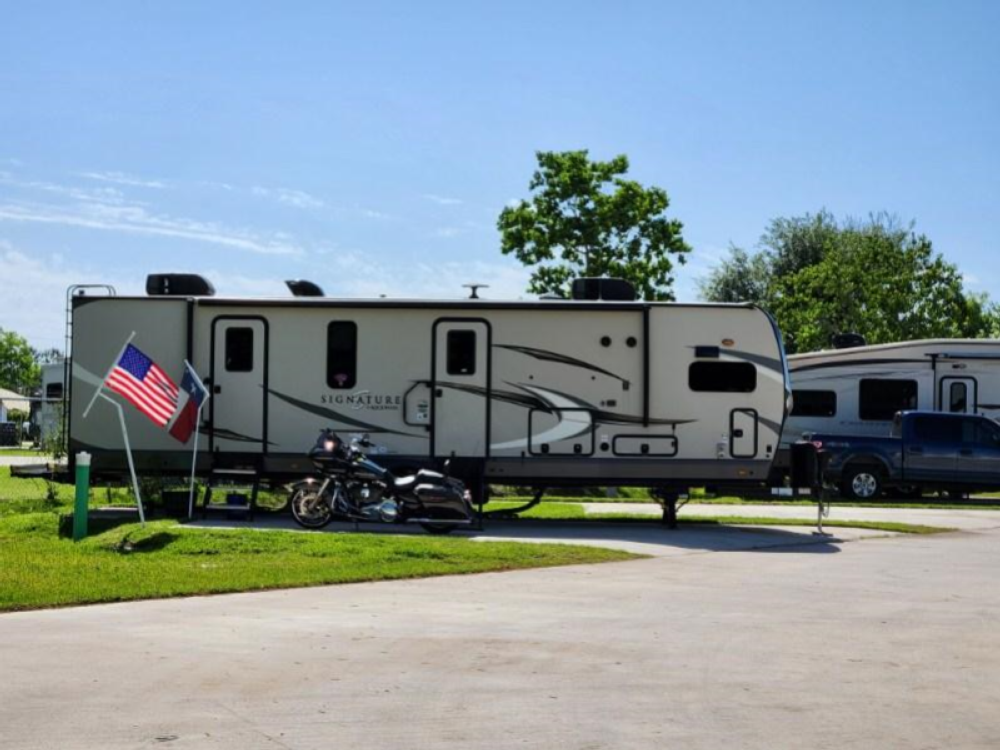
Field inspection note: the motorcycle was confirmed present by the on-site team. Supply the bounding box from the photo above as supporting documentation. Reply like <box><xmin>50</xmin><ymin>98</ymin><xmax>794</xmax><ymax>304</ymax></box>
<box><xmin>289</xmin><ymin>429</ymin><xmax>475</xmax><ymax>534</ymax></box>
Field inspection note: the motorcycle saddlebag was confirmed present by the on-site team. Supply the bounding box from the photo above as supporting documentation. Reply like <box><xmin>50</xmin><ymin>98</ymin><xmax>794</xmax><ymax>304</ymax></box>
<box><xmin>414</xmin><ymin>483</ymin><xmax>472</xmax><ymax>520</ymax></box>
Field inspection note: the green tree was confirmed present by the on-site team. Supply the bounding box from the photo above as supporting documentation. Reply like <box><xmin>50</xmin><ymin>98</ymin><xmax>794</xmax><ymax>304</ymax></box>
<box><xmin>0</xmin><ymin>328</ymin><xmax>40</xmax><ymax>393</ymax></box>
<box><xmin>701</xmin><ymin>212</ymin><xmax>997</xmax><ymax>353</ymax></box>
<box><xmin>498</xmin><ymin>150</ymin><xmax>691</xmax><ymax>300</ymax></box>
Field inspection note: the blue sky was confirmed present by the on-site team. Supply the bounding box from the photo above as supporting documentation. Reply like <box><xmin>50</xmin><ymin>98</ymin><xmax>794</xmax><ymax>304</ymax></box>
<box><xmin>1</xmin><ymin>1</ymin><xmax>998</xmax><ymax>349</ymax></box>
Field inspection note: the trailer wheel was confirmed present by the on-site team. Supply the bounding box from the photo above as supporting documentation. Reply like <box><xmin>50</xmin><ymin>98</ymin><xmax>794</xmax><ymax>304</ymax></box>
<box><xmin>842</xmin><ymin>466</ymin><xmax>883</xmax><ymax>500</ymax></box>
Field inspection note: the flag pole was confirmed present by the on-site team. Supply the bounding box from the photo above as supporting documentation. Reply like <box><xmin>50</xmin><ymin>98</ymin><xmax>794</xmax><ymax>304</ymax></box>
<box><xmin>100</xmin><ymin>392</ymin><xmax>145</xmax><ymax>527</ymax></box>
<box><xmin>187</xmin><ymin>389</ymin><xmax>210</xmax><ymax>520</ymax></box>
<box><xmin>82</xmin><ymin>331</ymin><xmax>136</xmax><ymax>420</ymax></box>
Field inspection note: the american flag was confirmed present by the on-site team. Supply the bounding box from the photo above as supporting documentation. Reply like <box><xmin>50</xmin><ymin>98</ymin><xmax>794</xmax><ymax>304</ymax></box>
<box><xmin>106</xmin><ymin>344</ymin><xmax>180</xmax><ymax>427</ymax></box>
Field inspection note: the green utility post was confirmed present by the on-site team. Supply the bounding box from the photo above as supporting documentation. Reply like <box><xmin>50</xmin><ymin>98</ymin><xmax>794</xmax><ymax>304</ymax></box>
<box><xmin>73</xmin><ymin>452</ymin><xmax>92</xmax><ymax>541</ymax></box>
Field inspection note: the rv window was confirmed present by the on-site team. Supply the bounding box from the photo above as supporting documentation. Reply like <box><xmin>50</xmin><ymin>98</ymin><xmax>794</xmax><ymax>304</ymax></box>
<box><xmin>858</xmin><ymin>379</ymin><xmax>918</xmax><ymax>421</ymax></box>
<box><xmin>45</xmin><ymin>383</ymin><xmax>63</xmax><ymax>400</ymax></box>
<box><xmin>327</xmin><ymin>322</ymin><xmax>358</xmax><ymax>389</ymax></box>
<box><xmin>225</xmin><ymin>328</ymin><xmax>254</xmax><ymax>372</ymax></box>
<box><xmin>791</xmin><ymin>389</ymin><xmax>837</xmax><ymax>417</ymax></box>
<box><xmin>688</xmin><ymin>361</ymin><xmax>757</xmax><ymax>393</ymax></box>
<box><xmin>447</xmin><ymin>330</ymin><xmax>477</xmax><ymax>376</ymax></box>
<box><xmin>949</xmin><ymin>382</ymin><xmax>968</xmax><ymax>413</ymax></box>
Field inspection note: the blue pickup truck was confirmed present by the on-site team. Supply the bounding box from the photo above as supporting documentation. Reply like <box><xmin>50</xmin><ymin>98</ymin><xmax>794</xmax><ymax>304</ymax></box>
<box><xmin>810</xmin><ymin>410</ymin><xmax>1000</xmax><ymax>499</ymax></box>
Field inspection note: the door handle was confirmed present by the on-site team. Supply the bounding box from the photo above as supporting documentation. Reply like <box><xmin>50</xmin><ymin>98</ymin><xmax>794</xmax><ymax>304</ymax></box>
<box><xmin>213</xmin><ymin>385</ymin><xmax>222</xmax><ymax>395</ymax></box>
<box><xmin>434</xmin><ymin>388</ymin><xmax>443</xmax><ymax>398</ymax></box>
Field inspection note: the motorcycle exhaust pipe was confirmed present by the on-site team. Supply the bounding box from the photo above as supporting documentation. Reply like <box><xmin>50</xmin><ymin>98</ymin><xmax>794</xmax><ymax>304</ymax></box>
<box><xmin>378</xmin><ymin>499</ymin><xmax>400</xmax><ymax>522</ymax></box>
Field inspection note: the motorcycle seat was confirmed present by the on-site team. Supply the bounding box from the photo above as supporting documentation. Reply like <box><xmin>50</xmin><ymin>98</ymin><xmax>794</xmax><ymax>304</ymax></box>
<box><xmin>394</xmin><ymin>469</ymin><xmax>445</xmax><ymax>492</ymax></box>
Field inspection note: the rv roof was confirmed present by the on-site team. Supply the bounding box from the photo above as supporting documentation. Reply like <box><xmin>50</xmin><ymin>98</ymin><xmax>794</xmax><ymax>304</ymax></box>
<box><xmin>79</xmin><ymin>294</ymin><xmax>760</xmax><ymax>312</ymax></box>
<box><xmin>790</xmin><ymin>338</ymin><xmax>1000</xmax><ymax>363</ymax></box>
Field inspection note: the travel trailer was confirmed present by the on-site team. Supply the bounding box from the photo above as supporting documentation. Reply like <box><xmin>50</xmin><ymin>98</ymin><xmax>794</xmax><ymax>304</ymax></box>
<box><xmin>776</xmin><ymin>339</ymin><xmax>1000</xmax><ymax>476</ymax></box>
<box><xmin>67</xmin><ymin>274</ymin><xmax>791</xmax><ymax>497</ymax></box>
<box><xmin>34</xmin><ymin>362</ymin><xmax>66</xmax><ymax>444</ymax></box>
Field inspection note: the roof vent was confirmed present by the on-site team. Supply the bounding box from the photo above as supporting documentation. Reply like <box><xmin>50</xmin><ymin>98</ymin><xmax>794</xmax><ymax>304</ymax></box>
<box><xmin>571</xmin><ymin>277</ymin><xmax>637</xmax><ymax>302</ymax></box>
<box><xmin>286</xmin><ymin>279</ymin><xmax>324</xmax><ymax>297</ymax></box>
<box><xmin>146</xmin><ymin>274</ymin><xmax>215</xmax><ymax>297</ymax></box>
<box><xmin>832</xmin><ymin>332</ymin><xmax>867</xmax><ymax>349</ymax></box>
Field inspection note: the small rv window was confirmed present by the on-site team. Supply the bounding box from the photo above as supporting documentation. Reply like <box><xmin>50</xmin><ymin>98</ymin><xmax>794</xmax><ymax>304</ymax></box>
<box><xmin>791</xmin><ymin>390</ymin><xmax>837</xmax><ymax>417</ymax></box>
<box><xmin>45</xmin><ymin>383</ymin><xmax>63</xmax><ymax>400</ymax></box>
<box><xmin>859</xmin><ymin>379</ymin><xmax>918</xmax><ymax>421</ymax></box>
<box><xmin>327</xmin><ymin>322</ymin><xmax>357</xmax><ymax>389</ymax></box>
<box><xmin>225</xmin><ymin>328</ymin><xmax>254</xmax><ymax>372</ymax></box>
<box><xmin>949</xmin><ymin>382</ymin><xmax>968</xmax><ymax>413</ymax></box>
<box><xmin>688</xmin><ymin>361</ymin><xmax>757</xmax><ymax>393</ymax></box>
<box><xmin>447</xmin><ymin>330</ymin><xmax>477</xmax><ymax>376</ymax></box>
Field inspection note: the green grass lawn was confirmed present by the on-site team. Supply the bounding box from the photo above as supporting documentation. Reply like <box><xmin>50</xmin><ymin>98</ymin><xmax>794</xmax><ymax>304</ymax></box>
<box><xmin>0</xmin><ymin>468</ymin><xmax>638</xmax><ymax>612</ymax></box>
<box><xmin>0</xmin><ymin>449</ymin><xmax>53</xmax><ymax>457</ymax></box>
<box><xmin>486</xmin><ymin>500</ymin><xmax>953</xmax><ymax>535</ymax></box>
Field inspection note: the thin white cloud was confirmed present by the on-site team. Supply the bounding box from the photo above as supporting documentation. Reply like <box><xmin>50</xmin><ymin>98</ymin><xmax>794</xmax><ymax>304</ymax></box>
<box><xmin>0</xmin><ymin>201</ymin><xmax>304</xmax><ymax>256</ymax></box>
<box><xmin>76</xmin><ymin>171</ymin><xmax>168</xmax><ymax>189</ymax></box>
<box><xmin>361</xmin><ymin>208</ymin><xmax>392</xmax><ymax>220</ymax></box>
<box><xmin>251</xmin><ymin>186</ymin><xmax>324</xmax><ymax>210</ymax></box>
<box><xmin>422</xmin><ymin>193</ymin><xmax>463</xmax><ymax>206</ymax></box>
<box><xmin>0</xmin><ymin>173</ymin><xmax>129</xmax><ymax>205</ymax></box>
<box><xmin>434</xmin><ymin>227</ymin><xmax>463</xmax><ymax>238</ymax></box>
<box><xmin>0</xmin><ymin>244</ymin><xmax>139</xmax><ymax>349</ymax></box>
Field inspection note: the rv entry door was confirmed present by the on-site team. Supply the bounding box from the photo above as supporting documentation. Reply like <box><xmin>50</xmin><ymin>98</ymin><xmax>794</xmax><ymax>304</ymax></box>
<box><xmin>940</xmin><ymin>377</ymin><xmax>977</xmax><ymax>414</ymax></box>
<box><xmin>433</xmin><ymin>320</ymin><xmax>490</xmax><ymax>458</ymax></box>
<box><xmin>210</xmin><ymin>318</ymin><xmax>268</xmax><ymax>455</ymax></box>
<box><xmin>730</xmin><ymin>408</ymin><xmax>758</xmax><ymax>458</ymax></box>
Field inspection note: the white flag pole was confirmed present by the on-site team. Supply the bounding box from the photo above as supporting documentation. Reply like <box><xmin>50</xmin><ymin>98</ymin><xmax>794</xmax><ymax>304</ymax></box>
<box><xmin>82</xmin><ymin>331</ymin><xmax>136</xmax><ymax>420</ymax></box>
<box><xmin>99</xmin><ymin>392</ymin><xmax>145</xmax><ymax>527</ymax></box>
<box><xmin>184</xmin><ymin>361</ymin><xmax>211</xmax><ymax>520</ymax></box>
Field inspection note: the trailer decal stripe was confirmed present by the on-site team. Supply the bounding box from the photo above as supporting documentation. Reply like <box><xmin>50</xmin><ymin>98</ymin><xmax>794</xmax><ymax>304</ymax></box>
<box><xmin>494</xmin><ymin>344</ymin><xmax>628</xmax><ymax>384</ymax></box>
<box><xmin>268</xmin><ymin>388</ymin><xmax>427</xmax><ymax>438</ymax></box>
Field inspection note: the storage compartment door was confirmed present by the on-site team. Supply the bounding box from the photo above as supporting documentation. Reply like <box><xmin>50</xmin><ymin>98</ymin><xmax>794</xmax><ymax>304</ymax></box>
<box><xmin>210</xmin><ymin>318</ymin><xmax>268</xmax><ymax>456</ymax></box>
<box><xmin>730</xmin><ymin>408</ymin><xmax>758</xmax><ymax>458</ymax></box>
<box><xmin>433</xmin><ymin>320</ymin><xmax>490</xmax><ymax>458</ymax></box>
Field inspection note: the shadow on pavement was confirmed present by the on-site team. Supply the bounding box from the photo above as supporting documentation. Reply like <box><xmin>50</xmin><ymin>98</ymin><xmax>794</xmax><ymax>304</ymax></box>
<box><xmin>190</xmin><ymin>514</ymin><xmax>848</xmax><ymax>557</ymax></box>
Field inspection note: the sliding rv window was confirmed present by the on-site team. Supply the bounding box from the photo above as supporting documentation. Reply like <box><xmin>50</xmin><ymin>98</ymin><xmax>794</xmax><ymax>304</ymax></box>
<box><xmin>859</xmin><ymin>379</ymin><xmax>918</xmax><ymax>421</ymax></box>
<box><xmin>791</xmin><ymin>389</ymin><xmax>837</xmax><ymax>417</ymax></box>
<box><xmin>446</xmin><ymin>330</ymin><xmax>477</xmax><ymax>376</ymax></box>
<box><xmin>45</xmin><ymin>383</ymin><xmax>63</xmax><ymax>400</ymax></box>
<box><xmin>688</xmin><ymin>361</ymin><xmax>757</xmax><ymax>392</ymax></box>
<box><xmin>224</xmin><ymin>327</ymin><xmax>254</xmax><ymax>372</ymax></box>
<box><xmin>326</xmin><ymin>322</ymin><xmax>358</xmax><ymax>389</ymax></box>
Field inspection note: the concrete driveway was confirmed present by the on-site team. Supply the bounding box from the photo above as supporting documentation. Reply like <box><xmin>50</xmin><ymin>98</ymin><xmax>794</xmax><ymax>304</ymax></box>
<box><xmin>2</xmin><ymin>521</ymin><xmax>999</xmax><ymax>749</ymax></box>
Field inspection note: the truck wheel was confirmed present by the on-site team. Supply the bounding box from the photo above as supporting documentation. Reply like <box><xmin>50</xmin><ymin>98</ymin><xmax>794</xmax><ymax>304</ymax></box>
<box><xmin>842</xmin><ymin>467</ymin><xmax>882</xmax><ymax>500</ymax></box>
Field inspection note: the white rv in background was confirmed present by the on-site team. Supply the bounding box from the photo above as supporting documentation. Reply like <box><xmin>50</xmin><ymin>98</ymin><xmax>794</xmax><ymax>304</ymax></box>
<box><xmin>35</xmin><ymin>362</ymin><xmax>66</xmax><ymax>443</ymax></box>
<box><xmin>777</xmin><ymin>339</ymin><xmax>1000</xmax><ymax>471</ymax></box>
<box><xmin>67</xmin><ymin>274</ymin><xmax>791</xmax><ymax>496</ymax></box>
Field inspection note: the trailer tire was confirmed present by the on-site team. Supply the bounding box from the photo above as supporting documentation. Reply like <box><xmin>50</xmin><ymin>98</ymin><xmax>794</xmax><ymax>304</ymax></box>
<box><xmin>841</xmin><ymin>465</ymin><xmax>883</xmax><ymax>500</ymax></box>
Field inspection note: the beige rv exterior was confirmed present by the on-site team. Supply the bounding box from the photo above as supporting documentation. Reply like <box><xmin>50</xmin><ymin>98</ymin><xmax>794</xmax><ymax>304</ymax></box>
<box><xmin>69</xmin><ymin>292</ymin><xmax>790</xmax><ymax>490</ymax></box>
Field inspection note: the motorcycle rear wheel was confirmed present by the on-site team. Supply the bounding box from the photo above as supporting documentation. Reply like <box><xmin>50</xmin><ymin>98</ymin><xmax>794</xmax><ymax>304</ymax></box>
<box><xmin>290</xmin><ymin>488</ymin><xmax>334</xmax><ymax>529</ymax></box>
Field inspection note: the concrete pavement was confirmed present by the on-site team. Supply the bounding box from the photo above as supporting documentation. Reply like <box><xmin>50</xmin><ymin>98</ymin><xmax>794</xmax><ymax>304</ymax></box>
<box><xmin>582</xmin><ymin>500</ymin><xmax>1000</xmax><ymax>532</ymax></box>
<box><xmin>2</xmin><ymin>522</ymin><xmax>999</xmax><ymax>749</ymax></box>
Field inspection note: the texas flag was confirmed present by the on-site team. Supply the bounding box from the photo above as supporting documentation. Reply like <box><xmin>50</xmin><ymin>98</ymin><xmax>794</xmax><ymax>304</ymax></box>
<box><xmin>168</xmin><ymin>362</ymin><xmax>209</xmax><ymax>444</ymax></box>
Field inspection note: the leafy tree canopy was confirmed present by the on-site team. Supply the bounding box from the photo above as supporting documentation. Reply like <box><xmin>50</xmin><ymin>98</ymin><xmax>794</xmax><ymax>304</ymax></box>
<box><xmin>0</xmin><ymin>328</ymin><xmax>40</xmax><ymax>393</ymax></box>
<box><xmin>498</xmin><ymin>150</ymin><xmax>691</xmax><ymax>300</ymax></box>
<box><xmin>701</xmin><ymin>211</ymin><xmax>996</xmax><ymax>353</ymax></box>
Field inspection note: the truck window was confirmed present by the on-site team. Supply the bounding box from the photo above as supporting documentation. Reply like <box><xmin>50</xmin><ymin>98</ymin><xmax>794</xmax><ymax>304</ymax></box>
<box><xmin>688</xmin><ymin>362</ymin><xmax>757</xmax><ymax>393</ymax></box>
<box><xmin>326</xmin><ymin>322</ymin><xmax>358</xmax><ymax>389</ymax></box>
<box><xmin>912</xmin><ymin>415</ymin><xmax>961</xmax><ymax>443</ymax></box>
<box><xmin>791</xmin><ymin>390</ymin><xmax>836</xmax><ymax>417</ymax></box>
<box><xmin>962</xmin><ymin>418</ymin><xmax>1000</xmax><ymax>446</ymax></box>
<box><xmin>859</xmin><ymin>379</ymin><xmax>918</xmax><ymax>421</ymax></box>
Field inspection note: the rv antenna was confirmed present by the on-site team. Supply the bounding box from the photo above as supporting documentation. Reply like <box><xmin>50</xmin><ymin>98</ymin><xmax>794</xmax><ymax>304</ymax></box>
<box><xmin>463</xmin><ymin>283</ymin><xmax>488</xmax><ymax>300</ymax></box>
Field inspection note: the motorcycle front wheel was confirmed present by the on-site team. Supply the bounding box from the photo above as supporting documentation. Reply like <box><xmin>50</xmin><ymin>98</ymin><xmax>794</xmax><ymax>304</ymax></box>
<box><xmin>290</xmin><ymin>488</ymin><xmax>334</xmax><ymax>529</ymax></box>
